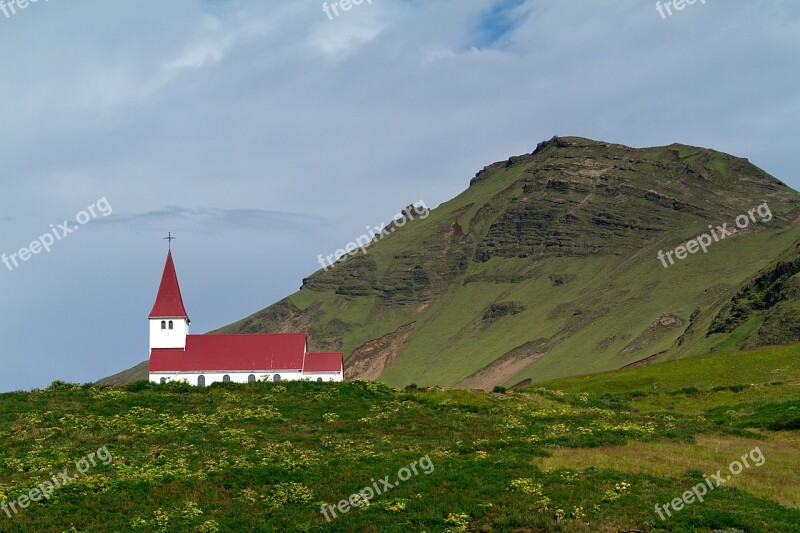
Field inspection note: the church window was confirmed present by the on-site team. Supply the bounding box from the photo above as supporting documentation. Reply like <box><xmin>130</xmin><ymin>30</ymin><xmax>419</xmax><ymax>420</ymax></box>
<box><xmin>273</xmin><ymin>374</ymin><xmax>282</xmax><ymax>382</ymax></box>
<box><xmin>317</xmin><ymin>378</ymin><xmax>323</xmax><ymax>382</ymax></box>
<box><xmin>160</xmin><ymin>377</ymin><xmax>166</xmax><ymax>384</ymax></box>
<box><xmin>223</xmin><ymin>375</ymin><xmax>231</xmax><ymax>383</ymax></box>
<box><xmin>198</xmin><ymin>375</ymin><xmax>205</xmax><ymax>387</ymax></box>
<box><xmin>168</xmin><ymin>320</ymin><xmax>174</xmax><ymax>330</ymax></box>
<box><xmin>161</xmin><ymin>321</ymin><xmax>166</xmax><ymax>330</ymax></box>
<box><xmin>248</xmin><ymin>374</ymin><xmax>256</xmax><ymax>383</ymax></box>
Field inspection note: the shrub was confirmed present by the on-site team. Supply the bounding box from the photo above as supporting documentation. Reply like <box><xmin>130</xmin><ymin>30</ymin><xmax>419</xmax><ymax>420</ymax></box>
<box><xmin>493</xmin><ymin>386</ymin><xmax>508</xmax><ymax>394</ymax></box>
<box><xmin>768</xmin><ymin>417</ymin><xmax>800</xmax><ymax>431</ymax></box>
<box><xmin>128</xmin><ymin>381</ymin><xmax>154</xmax><ymax>392</ymax></box>
<box><xmin>162</xmin><ymin>381</ymin><xmax>196</xmax><ymax>393</ymax></box>
<box><xmin>711</xmin><ymin>384</ymin><xmax>751</xmax><ymax>393</ymax></box>
<box><xmin>47</xmin><ymin>380</ymin><xmax>81</xmax><ymax>391</ymax></box>
<box><xmin>208</xmin><ymin>381</ymin><xmax>240</xmax><ymax>390</ymax></box>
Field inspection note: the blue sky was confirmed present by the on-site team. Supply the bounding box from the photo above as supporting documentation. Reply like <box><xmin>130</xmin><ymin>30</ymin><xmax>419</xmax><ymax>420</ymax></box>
<box><xmin>1</xmin><ymin>0</ymin><xmax>799</xmax><ymax>392</ymax></box>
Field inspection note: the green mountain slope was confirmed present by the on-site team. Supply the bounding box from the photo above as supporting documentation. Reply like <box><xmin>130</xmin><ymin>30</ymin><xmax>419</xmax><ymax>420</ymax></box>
<box><xmin>95</xmin><ymin>360</ymin><xmax>149</xmax><ymax>386</ymax></box>
<box><xmin>537</xmin><ymin>342</ymin><xmax>800</xmax><ymax>395</ymax></box>
<box><xmin>214</xmin><ymin>136</ymin><xmax>800</xmax><ymax>389</ymax></box>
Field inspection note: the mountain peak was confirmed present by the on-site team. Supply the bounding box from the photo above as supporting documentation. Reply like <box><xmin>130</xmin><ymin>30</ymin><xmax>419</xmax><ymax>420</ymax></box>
<box><xmin>532</xmin><ymin>135</ymin><xmax>609</xmax><ymax>154</ymax></box>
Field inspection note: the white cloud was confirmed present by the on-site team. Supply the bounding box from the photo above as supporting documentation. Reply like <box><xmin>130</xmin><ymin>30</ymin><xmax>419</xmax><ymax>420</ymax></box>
<box><xmin>164</xmin><ymin>41</ymin><xmax>228</xmax><ymax>71</ymax></box>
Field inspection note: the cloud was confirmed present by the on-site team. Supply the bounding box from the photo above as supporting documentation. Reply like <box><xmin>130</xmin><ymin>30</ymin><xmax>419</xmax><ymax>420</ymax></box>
<box><xmin>102</xmin><ymin>206</ymin><xmax>324</xmax><ymax>234</ymax></box>
<box><xmin>164</xmin><ymin>41</ymin><xmax>229</xmax><ymax>71</ymax></box>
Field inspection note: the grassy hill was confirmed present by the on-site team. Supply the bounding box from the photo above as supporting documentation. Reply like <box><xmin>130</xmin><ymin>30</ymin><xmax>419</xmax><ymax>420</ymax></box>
<box><xmin>95</xmin><ymin>360</ymin><xmax>149</xmax><ymax>387</ymax></box>
<box><xmin>3</xmin><ymin>344</ymin><xmax>799</xmax><ymax>531</ymax></box>
<box><xmin>537</xmin><ymin>342</ymin><xmax>800</xmax><ymax>395</ymax></box>
<box><xmin>213</xmin><ymin>137</ymin><xmax>800</xmax><ymax>389</ymax></box>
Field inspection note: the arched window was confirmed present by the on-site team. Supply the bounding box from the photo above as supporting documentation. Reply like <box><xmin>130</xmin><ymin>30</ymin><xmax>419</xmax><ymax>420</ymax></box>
<box><xmin>160</xmin><ymin>377</ymin><xmax>166</xmax><ymax>384</ymax></box>
<box><xmin>198</xmin><ymin>375</ymin><xmax>205</xmax><ymax>387</ymax></box>
<box><xmin>161</xmin><ymin>320</ymin><xmax>166</xmax><ymax>330</ymax></box>
<box><xmin>317</xmin><ymin>378</ymin><xmax>323</xmax><ymax>382</ymax></box>
<box><xmin>273</xmin><ymin>374</ymin><xmax>281</xmax><ymax>382</ymax></box>
<box><xmin>248</xmin><ymin>374</ymin><xmax>256</xmax><ymax>383</ymax></box>
<box><xmin>168</xmin><ymin>320</ymin><xmax>174</xmax><ymax>330</ymax></box>
<box><xmin>223</xmin><ymin>375</ymin><xmax>231</xmax><ymax>383</ymax></box>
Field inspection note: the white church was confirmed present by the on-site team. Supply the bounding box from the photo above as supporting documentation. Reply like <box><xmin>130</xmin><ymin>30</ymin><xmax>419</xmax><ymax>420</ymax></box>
<box><xmin>147</xmin><ymin>249</ymin><xmax>344</xmax><ymax>386</ymax></box>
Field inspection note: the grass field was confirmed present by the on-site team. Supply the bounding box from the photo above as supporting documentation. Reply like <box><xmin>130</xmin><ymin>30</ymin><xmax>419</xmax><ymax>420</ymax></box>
<box><xmin>2</xmin><ymin>343</ymin><xmax>800</xmax><ymax>531</ymax></box>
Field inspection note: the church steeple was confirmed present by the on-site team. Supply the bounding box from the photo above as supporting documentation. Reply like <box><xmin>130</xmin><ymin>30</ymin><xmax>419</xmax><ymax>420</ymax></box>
<box><xmin>149</xmin><ymin>247</ymin><xmax>190</xmax><ymax>350</ymax></box>
<box><xmin>149</xmin><ymin>250</ymin><xmax>189</xmax><ymax>321</ymax></box>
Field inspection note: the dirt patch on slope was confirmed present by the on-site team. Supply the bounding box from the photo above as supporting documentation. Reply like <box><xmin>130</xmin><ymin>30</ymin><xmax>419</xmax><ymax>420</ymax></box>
<box><xmin>344</xmin><ymin>323</ymin><xmax>415</xmax><ymax>381</ymax></box>
<box><xmin>621</xmin><ymin>350</ymin><xmax>667</xmax><ymax>369</ymax></box>
<box><xmin>457</xmin><ymin>339</ymin><xmax>548</xmax><ymax>390</ymax></box>
<box><xmin>619</xmin><ymin>313</ymin><xmax>684</xmax><ymax>357</ymax></box>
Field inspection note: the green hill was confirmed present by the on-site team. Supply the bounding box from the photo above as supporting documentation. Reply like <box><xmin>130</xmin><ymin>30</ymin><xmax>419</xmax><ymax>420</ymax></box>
<box><xmin>537</xmin><ymin>342</ymin><xmax>800</xmax><ymax>395</ymax></box>
<box><xmin>95</xmin><ymin>360</ymin><xmax>149</xmax><ymax>387</ymax></box>
<box><xmin>4</xmin><ymin>343</ymin><xmax>800</xmax><ymax>531</ymax></box>
<box><xmin>216</xmin><ymin>137</ymin><xmax>800</xmax><ymax>389</ymax></box>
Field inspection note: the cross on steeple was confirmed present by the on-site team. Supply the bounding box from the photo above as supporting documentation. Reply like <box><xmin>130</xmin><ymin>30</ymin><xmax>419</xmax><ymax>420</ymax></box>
<box><xmin>163</xmin><ymin>232</ymin><xmax>176</xmax><ymax>250</ymax></box>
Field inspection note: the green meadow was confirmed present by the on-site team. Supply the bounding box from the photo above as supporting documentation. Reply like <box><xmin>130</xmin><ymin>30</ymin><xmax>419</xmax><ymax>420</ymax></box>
<box><xmin>2</xmin><ymin>343</ymin><xmax>800</xmax><ymax>531</ymax></box>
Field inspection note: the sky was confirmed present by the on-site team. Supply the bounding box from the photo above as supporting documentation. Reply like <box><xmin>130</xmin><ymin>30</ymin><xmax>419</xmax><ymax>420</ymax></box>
<box><xmin>1</xmin><ymin>0</ymin><xmax>799</xmax><ymax>392</ymax></box>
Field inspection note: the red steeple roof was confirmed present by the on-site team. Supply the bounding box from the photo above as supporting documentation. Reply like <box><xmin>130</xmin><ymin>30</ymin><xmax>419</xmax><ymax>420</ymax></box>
<box><xmin>149</xmin><ymin>251</ymin><xmax>189</xmax><ymax>320</ymax></box>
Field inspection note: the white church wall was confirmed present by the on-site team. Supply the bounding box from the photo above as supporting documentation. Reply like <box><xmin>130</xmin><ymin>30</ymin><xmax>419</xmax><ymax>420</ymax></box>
<box><xmin>149</xmin><ymin>318</ymin><xmax>189</xmax><ymax>349</ymax></box>
<box><xmin>302</xmin><ymin>372</ymin><xmax>343</xmax><ymax>382</ymax></box>
<box><xmin>149</xmin><ymin>370</ymin><xmax>312</xmax><ymax>386</ymax></box>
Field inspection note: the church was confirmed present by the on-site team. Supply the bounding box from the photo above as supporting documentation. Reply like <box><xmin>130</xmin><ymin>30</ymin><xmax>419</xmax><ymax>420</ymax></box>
<box><xmin>147</xmin><ymin>248</ymin><xmax>344</xmax><ymax>386</ymax></box>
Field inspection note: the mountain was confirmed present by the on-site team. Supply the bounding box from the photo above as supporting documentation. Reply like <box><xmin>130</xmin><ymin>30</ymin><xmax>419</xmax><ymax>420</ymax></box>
<box><xmin>104</xmin><ymin>137</ymin><xmax>800</xmax><ymax>388</ymax></box>
<box><xmin>216</xmin><ymin>136</ymin><xmax>800</xmax><ymax>387</ymax></box>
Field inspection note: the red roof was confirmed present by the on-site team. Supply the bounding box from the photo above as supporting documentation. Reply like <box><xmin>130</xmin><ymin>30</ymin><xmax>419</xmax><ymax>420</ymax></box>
<box><xmin>149</xmin><ymin>251</ymin><xmax>189</xmax><ymax>320</ymax></box>
<box><xmin>304</xmin><ymin>352</ymin><xmax>344</xmax><ymax>373</ymax></box>
<box><xmin>149</xmin><ymin>333</ymin><xmax>308</xmax><ymax>372</ymax></box>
